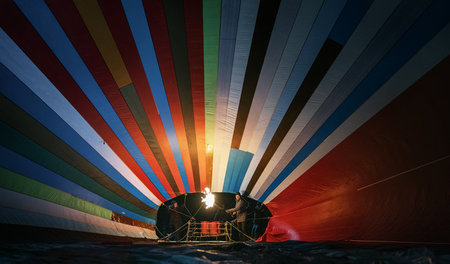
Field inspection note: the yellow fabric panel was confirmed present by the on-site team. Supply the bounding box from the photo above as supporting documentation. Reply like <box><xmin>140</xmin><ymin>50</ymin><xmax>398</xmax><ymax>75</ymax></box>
<box><xmin>73</xmin><ymin>0</ymin><xmax>131</xmax><ymax>88</ymax></box>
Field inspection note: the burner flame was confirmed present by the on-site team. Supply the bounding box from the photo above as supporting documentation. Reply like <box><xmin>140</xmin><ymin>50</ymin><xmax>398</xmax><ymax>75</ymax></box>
<box><xmin>202</xmin><ymin>188</ymin><xmax>215</xmax><ymax>209</ymax></box>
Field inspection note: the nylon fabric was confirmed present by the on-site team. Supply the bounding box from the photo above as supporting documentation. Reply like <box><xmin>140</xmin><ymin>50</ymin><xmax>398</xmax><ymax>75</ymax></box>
<box><xmin>0</xmin><ymin>189</ymin><xmax>157</xmax><ymax>235</ymax></box>
<box><xmin>72</xmin><ymin>0</ymin><xmax>132</xmax><ymax>88</ymax></box>
<box><xmin>0</xmin><ymin>207</ymin><xmax>156</xmax><ymax>238</ymax></box>
<box><xmin>265</xmin><ymin>24</ymin><xmax>450</xmax><ymax>203</ymax></box>
<box><xmin>0</xmin><ymin>95</ymin><xmax>157</xmax><ymax>216</ymax></box>
<box><xmin>100</xmin><ymin>0</ymin><xmax>185</xmax><ymax>195</ymax></box>
<box><xmin>240</xmin><ymin>0</ymin><xmax>347</xmax><ymax>193</ymax></box>
<box><xmin>14</xmin><ymin>0</ymin><xmax>169</xmax><ymax>199</ymax></box>
<box><xmin>262</xmin><ymin>56</ymin><xmax>450</xmax><ymax>241</ymax></box>
<box><xmin>216</xmin><ymin>0</ymin><xmax>259</xmax><ymax>193</ymax></box>
<box><xmin>261</xmin><ymin>1</ymin><xmax>450</xmax><ymax>201</ymax></box>
<box><xmin>222</xmin><ymin>149</ymin><xmax>238</xmax><ymax>193</ymax></box>
<box><xmin>245</xmin><ymin>39</ymin><xmax>342</xmax><ymax>195</ymax></box>
<box><xmin>4</xmin><ymin>0</ymin><xmax>166</xmax><ymax>201</ymax></box>
<box><xmin>223</xmin><ymin>149</ymin><xmax>254</xmax><ymax>193</ymax></box>
<box><xmin>203</xmin><ymin>0</ymin><xmax>221</xmax><ymax>188</ymax></box>
<box><xmin>140</xmin><ymin>0</ymin><xmax>195</xmax><ymax>192</ymax></box>
<box><xmin>111</xmin><ymin>212</ymin><xmax>155</xmax><ymax>230</ymax></box>
<box><xmin>260</xmin><ymin>0</ymin><xmax>435</xmax><ymax>195</ymax></box>
<box><xmin>0</xmin><ymin>168</ymin><xmax>112</xmax><ymax>220</ymax></box>
<box><xmin>46</xmin><ymin>0</ymin><xmax>176</xmax><ymax>198</ymax></box>
<box><xmin>120</xmin><ymin>84</ymin><xmax>179</xmax><ymax>195</ymax></box>
<box><xmin>163</xmin><ymin>0</ymin><xmax>201</xmax><ymax>191</ymax></box>
<box><xmin>0</xmin><ymin>50</ymin><xmax>160</xmax><ymax>209</ymax></box>
<box><xmin>184</xmin><ymin>0</ymin><xmax>207</xmax><ymax>190</ymax></box>
<box><xmin>239</xmin><ymin>0</ymin><xmax>302</xmax><ymax>152</ymax></box>
<box><xmin>211</xmin><ymin>0</ymin><xmax>240</xmax><ymax>192</ymax></box>
<box><xmin>230</xmin><ymin>0</ymin><xmax>281</xmax><ymax>149</ymax></box>
<box><xmin>119</xmin><ymin>0</ymin><xmax>189</xmax><ymax>194</ymax></box>
<box><xmin>240</xmin><ymin>0</ymin><xmax>324</xmax><ymax>155</ymax></box>
<box><xmin>203</xmin><ymin>0</ymin><xmax>220</xmax><ymax>146</ymax></box>
<box><xmin>0</xmin><ymin>144</ymin><xmax>153</xmax><ymax>223</ymax></box>
<box><xmin>253</xmin><ymin>0</ymin><xmax>400</xmax><ymax>198</ymax></box>
<box><xmin>245</xmin><ymin>0</ymin><xmax>373</xmax><ymax>195</ymax></box>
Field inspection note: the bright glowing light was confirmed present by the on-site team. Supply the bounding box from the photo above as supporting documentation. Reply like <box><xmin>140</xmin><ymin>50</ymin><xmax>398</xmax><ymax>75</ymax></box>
<box><xmin>206</xmin><ymin>144</ymin><xmax>213</xmax><ymax>152</ymax></box>
<box><xmin>202</xmin><ymin>187</ymin><xmax>215</xmax><ymax>209</ymax></box>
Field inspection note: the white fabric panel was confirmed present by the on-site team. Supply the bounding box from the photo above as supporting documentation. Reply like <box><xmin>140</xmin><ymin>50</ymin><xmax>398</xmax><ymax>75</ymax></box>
<box><xmin>0</xmin><ymin>28</ymin><xmax>161</xmax><ymax>206</ymax></box>
<box><xmin>242</xmin><ymin>0</ymin><xmax>323</xmax><ymax>155</ymax></box>
<box><xmin>265</xmin><ymin>24</ymin><xmax>450</xmax><ymax>202</ymax></box>
<box><xmin>239</xmin><ymin>0</ymin><xmax>302</xmax><ymax>151</ymax></box>
<box><xmin>241</xmin><ymin>0</ymin><xmax>345</xmax><ymax>193</ymax></box>
<box><xmin>252</xmin><ymin>0</ymin><xmax>402</xmax><ymax>198</ymax></box>
<box><xmin>237</xmin><ymin>0</ymin><xmax>324</xmax><ymax>192</ymax></box>
<box><xmin>212</xmin><ymin>0</ymin><xmax>241</xmax><ymax>191</ymax></box>
<box><xmin>216</xmin><ymin>0</ymin><xmax>259</xmax><ymax>192</ymax></box>
<box><xmin>0</xmin><ymin>188</ymin><xmax>157</xmax><ymax>238</ymax></box>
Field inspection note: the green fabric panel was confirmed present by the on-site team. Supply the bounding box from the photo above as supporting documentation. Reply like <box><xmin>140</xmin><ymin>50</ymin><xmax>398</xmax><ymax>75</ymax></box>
<box><xmin>0</xmin><ymin>167</ymin><xmax>112</xmax><ymax>220</ymax></box>
<box><xmin>203</xmin><ymin>0</ymin><xmax>221</xmax><ymax>146</ymax></box>
<box><xmin>0</xmin><ymin>95</ymin><xmax>156</xmax><ymax>219</ymax></box>
<box><xmin>0</xmin><ymin>121</ymin><xmax>155</xmax><ymax>220</ymax></box>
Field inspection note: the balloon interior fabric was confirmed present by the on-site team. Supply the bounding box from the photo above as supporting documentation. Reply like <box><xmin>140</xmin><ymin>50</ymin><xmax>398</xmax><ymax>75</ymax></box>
<box><xmin>1</xmin><ymin>0</ymin><xmax>449</xmax><ymax>244</ymax></box>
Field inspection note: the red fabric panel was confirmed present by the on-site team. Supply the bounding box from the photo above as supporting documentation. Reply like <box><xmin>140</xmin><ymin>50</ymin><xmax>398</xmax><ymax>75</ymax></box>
<box><xmin>262</xmin><ymin>57</ymin><xmax>450</xmax><ymax>243</ymax></box>
<box><xmin>98</xmin><ymin>0</ymin><xmax>185</xmax><ymax>194</ymax></box>
<box><xmin>45</xmin><ymin>0</ymin><xmax>176</xmax><ymax>198</ymax></box>
<box><xmin>184</xmin><ymin>0</ymin><xmax>207</xmax><ymax>190</ymax></box>
<box><xmin>0</xmin><ymin>0</ymin><xmax>165</xmax><ymax>202</ymax></box>
<box><xmin>141</xmin><ymin>0</ymin><xmax>196</xmax><ymax>192</ymax></box>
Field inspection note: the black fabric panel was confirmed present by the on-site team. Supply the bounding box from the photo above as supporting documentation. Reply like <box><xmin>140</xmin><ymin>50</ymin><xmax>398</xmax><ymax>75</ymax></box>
<box><xmin>231</xmin><ymin>0</ymin><xmax>281</xmax><ymax>149</ymax></box>
<box><xmin>245</xmin><ymin>39</ymin><xmax>343</xmax><ymax>194</ymax></box>
<box><xmin>0</xmin><ymin>94</ymin><xmax>157</xmax><ymax>216</ymax></box>
<box><xmin>163</xmin><ymin>0</ymin><xmax>200</xmax><ymax>191</ymax></box>
<box><xmin>120</xmin><ymin>83</ymin><xmax>180</xmax><ymax>195</ymax></box>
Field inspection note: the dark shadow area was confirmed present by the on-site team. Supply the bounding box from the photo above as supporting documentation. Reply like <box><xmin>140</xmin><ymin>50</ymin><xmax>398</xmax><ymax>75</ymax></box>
<box><xmin>2</xmin><ymin>240</ymin><xmax>450</xmax><ymax>263</ymax></box>
<box><xmin>156</xmin><ymin>192</ymin><xmax>271</xmax><ymax>241</ymax></box>
<box><xmin>0</xmin><ymin>224</ymin><xmax>153</xmax><ymax>244</ymax></box>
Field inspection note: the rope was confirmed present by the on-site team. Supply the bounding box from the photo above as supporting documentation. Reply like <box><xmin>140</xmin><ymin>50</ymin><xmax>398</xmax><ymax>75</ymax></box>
<box><xmin>226</xmin><ymin>221</ymin><xmax>256</xmax><ymax>242</ymax></box>
<box><xmin>156</xmin><ymin>220</ymin><xmax>189</xmax><ymax>241</ymax></box>
<box><xmin>191</xmin><ymin>201</ymin><xmax>204</xmax><ymax>220</ymax></box>
<box><xmin>183</xmin><ymin>194</ymin><xmax>194</xmax><ymax>217</ymax></box>
<box><xmin>161</xmin><ymin>202</ymin><xmax>192</xmax><ymax>218</ymax></box>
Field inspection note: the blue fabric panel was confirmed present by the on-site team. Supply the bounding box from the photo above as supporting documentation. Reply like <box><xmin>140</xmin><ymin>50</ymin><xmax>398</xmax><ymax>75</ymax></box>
<box><xmin>120</xmin><ymin>0</ymin><xmax>190</xmax><ymax>193</ymax></box>
<box><xmin>0</xmin><ymin>145</ymin><xmax>152</xmax><ymax>223</ymax></box>
<box><xmin>223</xmin><ymin>149</ymin><xmax>254</xmax><ymax>193</ymax></box>
<box><xmin>222</xmin><ymin>149</ymin><xmax>239</xmax><ymax>193</ymax></box>
<box><xmin>260</xmin><ymin>0</ymin><xmax>450</xmax><ymax>201</ymax></box>
<box><xmin>13</xmin><ymin>0</ymin><xmax>169</xmax><ymax>199</ymax></box>
<box><xmin>217</xmin><ymin>0</ymin><xmax>241</xmax><ymax>101</ymax></box>
<box><xmin>328</xmin><ymin>0</ymin><xmax>374</xmax><ymax>45</ymax></box>
<box><xmin>228</xmin><ymin>149</ymin><xmax>244</xmax><ymax>193</ymax></box>
<box><xmin>232</xmin><ymin>150</ymin><xmax>253</xmax><ymax>192</ymax></box>
<box><xmin>0</xmin><ymin>189</ymin><xmax>156</xmax><ymax>230</ymax></box>
<box><xmin>255</xmin><ymin>0</ymin><xmax>346</xmax><ymax>170</ymax></box>
<box><xmin>0</xmin><ymin>63</ymin><xmax>158</xmax><ymax>209</ymax></box>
